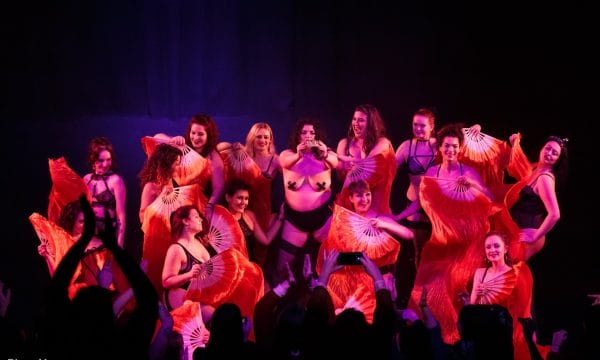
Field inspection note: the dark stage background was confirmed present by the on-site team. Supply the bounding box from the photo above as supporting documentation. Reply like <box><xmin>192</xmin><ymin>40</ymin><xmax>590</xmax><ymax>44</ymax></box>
<box><xmin>1</xmin><ymin>0</ymin><xmax>596</xmax><ymax>346</ymax></box>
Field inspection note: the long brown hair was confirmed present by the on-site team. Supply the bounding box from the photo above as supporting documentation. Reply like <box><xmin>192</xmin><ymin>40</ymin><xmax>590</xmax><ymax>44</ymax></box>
<box><xmin>169</xmin><ymin>205</ymin><xmax>210</xmax><ymax>244</ymax></box>
<box><xmin>186</xmin><ymin>114</ymin><xmax>219</xmax><ymax>157</ymax></box>
<box><xmin>345</xmin><ymin>104</ymin><xmax>387</xmax><ymax>154</ymax></box>
<box><xmin>138</xmin><ymin>144</ymin><xmax>182</xmax><ymax>187</ymax></box>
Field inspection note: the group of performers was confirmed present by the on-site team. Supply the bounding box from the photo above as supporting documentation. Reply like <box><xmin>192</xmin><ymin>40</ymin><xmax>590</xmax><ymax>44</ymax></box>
<box><xmin>31</xmin><ymin>105</ymin><xmax>568</xmax><ymax>358</ymax></box>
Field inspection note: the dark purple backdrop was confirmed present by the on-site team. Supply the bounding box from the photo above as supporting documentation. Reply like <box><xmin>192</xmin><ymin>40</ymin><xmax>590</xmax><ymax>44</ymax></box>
<box><xmin>2</xmin><ymin>0</ymin><xmax>595</xmax><ymax>345</ymax></box>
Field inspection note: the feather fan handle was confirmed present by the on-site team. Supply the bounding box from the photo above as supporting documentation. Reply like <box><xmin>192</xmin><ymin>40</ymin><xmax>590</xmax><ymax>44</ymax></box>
<box><xmin>343</xmin><ymin>156</ymin><xmax>378</xmax><ymax>186</ymax></box>
<box><xmin>185</xmin><ymin>248</ymin><xmax>242</xmax><ymax>303</ymax></box>
<box><xmin>171</xmin><ymin>301</ymin><xmax>208</xmax><ymax>355</ymax></box>
<box><xmin>429</xmin><ymin>176</ymin><xmax>486</xmax><ymax>202</ymax></box>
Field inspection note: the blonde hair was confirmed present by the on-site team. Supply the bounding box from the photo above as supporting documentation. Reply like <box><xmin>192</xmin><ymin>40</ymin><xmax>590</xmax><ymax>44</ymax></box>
<box><xmin>245</xmin><ymin>122</ymin><xmax>276</xmax><ymax>157</ymax></box>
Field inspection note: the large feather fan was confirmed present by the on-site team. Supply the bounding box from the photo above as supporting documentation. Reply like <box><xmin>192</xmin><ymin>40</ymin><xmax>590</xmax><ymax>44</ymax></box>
<box><xmin>185</xmin><ymin>248</ymin><xmax>245</xmax><ymax>305</ymax></box>
<box><xmin>217</xmin><ymin>142</ymin><xmax>261</xmax><ymax>185</ymax></box>
<box><xmin>475</xmin><ymin>268</ymin><xmax>518</xmax><ymax>305</ymax></box>
<box><xmin>29</xmin><ymin>212</ymin><xmax>76</xmax><ymax>269</ymax></box>
<box><xmin>142</xmin><ymin>184</ymin><xmax>200</xmax><ymax>233</ymax></box>
<box><xmin>207</xmin><ymin>205</ymin><xmax>247</xmax><ymax>257</ymax></box>
<box><xmin>341</xmin><ymin>154</ymin><xmax>386</xmax><ymax>189</ymax></box>
<box><xmin>47</xmin><ymin>157</ymin><xmax>91</xmax><ymax>223</ymax></box>
<box><xmin>328</xmin><ymin>205</ymin><xmax>400</xmax><ymax>267</ymax></box>
<box><xmin>171</xmin><ymin>300</ymin><xmax>209</xmax><ymax>360</ymax></box>
<box><xmin>140</xmin><ymin>136</ymin><xmax>210</xmax><ymax>186</ymax></box>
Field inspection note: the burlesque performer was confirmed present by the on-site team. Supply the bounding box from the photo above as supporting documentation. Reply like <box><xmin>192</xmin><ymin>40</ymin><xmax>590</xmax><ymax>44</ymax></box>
<box><xmin>393</xmin><ymin>107</ymin><xmax>438</xmax><ymax>308</ymax></box>
<box><xmin>217</xmin><ymin>122</ymin><xmax>282</xmax><ymax>265</ymax></box>
<box><xmin>469</xmin><ymin>231</ymin><xmax>534</xmax><ymax>360</ymax></box>
<box><xmin>394</xmin><ymin>108</ymin><xmax>437</xmax><ymax>262</ymax></box>
<box><xmin>407</xmin><ymin>123</ymin><xmax>495</xmax><ymax>344</ymax></box>
<box><xmin>275</xmin><ymin>117</ymin><xmax>338</xmax><ymax>285</ymax></box>
<box><xmin>463</xmin><ymin>125</ymin><xmax>568</xmax><ymax>262</ymax></box>
<box><xmin>162</xmin><ymin>205</ymin><xmax>263</xmax><ymax>325</ymax></box>
<box><xmin>139</xmin><ymin>144</ymin><xmax>203</xmax><ymax>294</ymax></box>
<box><xmin>217</xmin><ymin>122</ymin><xmax>281</xmax><ymax>230</ymax></box>
<box><xmin>148</xmin><ymin>113</ymin><xmax>224</xmax><ymax>219</ymax></box>
<box><xmin>82</xmin><ymin>137</ymin><xmax>127</xmax><ymax>247</ymax></box>
<box><xmin>394</xmin><ymin>112</ymin><xmax>486</xmax><ymax>308</ymax></box>
<box><xmin>503</xmin><ymin>134</ymin><xmax>567</xmax><ymax>261</ymax></box>
<box><xmin>336</xmin><ymin>104</ymin><xmax>396</xmax><ymax>214</ymax></box>
<box><xmin>317</xmin><ymin>180</ymin><xmax>414</xmax><ymax>322</ymax></box>
<box><xmin>34</xmin><ymin>156</ymin><xmax>128</xmax><ymax>299</ymax></box>
<box><xmin>224</xmin><ymin>179</ymin><xmax>283</xmax><ymax>266</ymax></box>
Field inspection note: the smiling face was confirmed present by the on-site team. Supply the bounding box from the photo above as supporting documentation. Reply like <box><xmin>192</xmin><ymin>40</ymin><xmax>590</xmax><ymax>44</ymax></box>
<box><xmin>226</xmin><ymin>189</ymin><xmax>250</xmax><ymax>214</ymax></box>
<box><xmin>94</xmin><ymin>149</ymin><xmax>113</xmax><ymax>175</ymax></box>
<box><xmin>253</xmin><ymin>128</ymin><xmax>272</xmax><ymax>153</ymax></box>
<box><xmin>538</xmin><ymin>140</ymin><xmax>561</xmax><ymax>168</ymax></box>
<box><xmin>440</xmin><ymin>136</ymin><xmax>461</xmax><ymax>162</ymax></box>
<box><xmin>349</xmin><ymin>189</ymin><xmax>372</xmax><ymax>214</ymax></box>
<box><xmin>189</xmin><ymin>124</ymin><xmax>208</xmax><ymax>151</ymax></box>
<box><xmin>412</xmin><ymin>114</ymin><xmax>433</xmax><ymax>140</ymax></box>
<box><xmin>351</xmin><ymin>110</ymin><xmax>368</xmax><ymax>139</ymax></box>
<box><xmin>484</xmin><ymin>234</ymin><xmax>507</xmax><ymax>264</ymax></box>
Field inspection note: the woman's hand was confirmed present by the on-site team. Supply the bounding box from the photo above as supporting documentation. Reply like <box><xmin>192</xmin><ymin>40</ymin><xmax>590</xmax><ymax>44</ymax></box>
<box><xmin>169</xmin><ymin>136</ymin><xmax>186</xmax><ymax>147</ymax></box>
<box><xmin>38</xmin><ymin>243</ymin><xmax>52</xmax><ymax>257</ymax></box>
<box><xmin>189</xmin><ymin>263</ymin><xmax>201</xmax><ymax>278</ymax></box>
<box><xmin>368</xmin><ymin>218</ymin><xmax>384</xmax><ymax>230</ymax></box>
<box><xmin>468</xmin><ymin>124</ymin><xmax>482</xmax><ymax>137</ymax></box>
<box><xmin>456</xmin><ymin>176</ymin><xmax>472</xmax><ymax>188</ymax></box>
<box><xmin>296</xmin><ymin>141</ymin><xmax>308</xmax><ymax>155</ymax></box>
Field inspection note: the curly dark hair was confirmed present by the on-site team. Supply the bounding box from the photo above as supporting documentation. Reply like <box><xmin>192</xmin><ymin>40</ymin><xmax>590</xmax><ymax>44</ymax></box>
<box><xmin>436</xmin><ymin>123</ymin><xmax>465</xmax><ymax>147</ymax></box>
<box><xmin>138</xmin><ymin>144</ymin><xmax>182</xmax><ymax>187</ymax></box>
<box><xmin>288</xmin><ymin>117</ymin><xmax>327</xmax><ymax>151</ymax></box>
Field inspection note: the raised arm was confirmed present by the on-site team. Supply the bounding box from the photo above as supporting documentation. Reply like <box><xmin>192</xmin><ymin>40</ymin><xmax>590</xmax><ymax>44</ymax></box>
<box><xmin>99</xmin><ymin>207</ymin><xmax>159</xmax><ymax>356</ymax></box>
<box><xmin>279</xmin><ymin>148</ymin><xmax>303</xmax><ymax>169</ymax></box>
<box><xmin>207</xmin><ymin>150</ymin><xmax>225</xmax><ymax>212</ymax></box>
<box><xmin>153</xmin><ymin>133</ymin><xmax>186</xmax><ymax>147</ymax></box>
<box><xmin>49</xmin><ymin>194</ymin><xmax>96</xmax><ymax>298</ymax></box>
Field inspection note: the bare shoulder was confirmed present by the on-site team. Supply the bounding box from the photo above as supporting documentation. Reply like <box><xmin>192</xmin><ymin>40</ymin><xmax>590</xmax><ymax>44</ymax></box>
<box><xmin>109</xmin><ymin>173</ymin><xmax>126</xmax><ymax>186</ymax></box>
<box><xmin>336</xmin><ymin>137</ymin><xmax>348</xmax><ymax>152</ymax></box>
<box><xmin>166</xmin><ymin>242</ymin><xmax>185</xmax><ymax>258</ymax></box>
